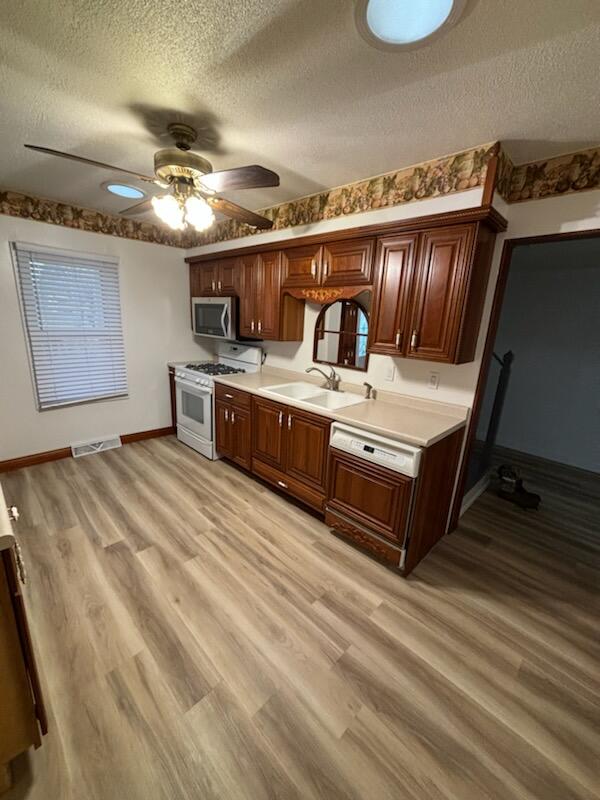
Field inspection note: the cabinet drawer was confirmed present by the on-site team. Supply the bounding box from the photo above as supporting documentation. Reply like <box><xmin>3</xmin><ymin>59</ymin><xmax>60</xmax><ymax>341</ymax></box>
<box><xmin>252</xmin><ymin>458</ymin><xmax>326</xmax><ymax>512</ymax></box>
<box><xmin>325</xmin><ymin>508</ymin><xmax>403</xmax><ymax>567</ymax></box>
<box><xmin>215</xmin><ymin>384</ymin><xmax>251</xmax><ymax>408</ymax></box>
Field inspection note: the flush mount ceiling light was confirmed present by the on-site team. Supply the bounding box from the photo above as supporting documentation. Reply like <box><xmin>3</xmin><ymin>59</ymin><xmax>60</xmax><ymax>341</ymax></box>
<box><xmin>104</xmin><ymin>182</ymin><xmax>145</xmax><ymax>199</ymax></box>
<box><xmin>356</xmin><ymin>0</ymin><xmax>467</xmax><ymax>51</ymax></box>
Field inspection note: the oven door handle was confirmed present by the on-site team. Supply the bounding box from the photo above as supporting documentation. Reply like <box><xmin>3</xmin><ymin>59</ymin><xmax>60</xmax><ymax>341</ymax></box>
<box><xmin>175</xmin><ymin>379</ymin><xmax>212</xmax><ymax>395</ymax></box>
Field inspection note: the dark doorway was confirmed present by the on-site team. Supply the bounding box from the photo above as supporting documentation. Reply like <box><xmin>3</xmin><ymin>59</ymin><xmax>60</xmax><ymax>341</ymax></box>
<box><xmin>458</xmin><ymin>230</ymin><xmax>600</xmax><ymax>514</ymax></box>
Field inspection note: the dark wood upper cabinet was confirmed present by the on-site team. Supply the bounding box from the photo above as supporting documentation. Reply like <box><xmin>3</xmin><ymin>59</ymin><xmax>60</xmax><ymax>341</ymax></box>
<box><xmin>218</xmin><ymin>258</ymin><xmax>238</xmax><ymax>295</ymax></box>
<box><xmin>322</xmin><ymin>238</ymin><xmax>374</xmax><ymax>287</ymax></box>
<box><xmin>190</xmin><ymin>260</ymin><xmax>218</xmax><ymax>296</ymax></box>
<box><xmin>285</xmin><ymin>409</ymin><xmax>330</xmax><ymax>492</ymax></box>
<box><xmin>252</xmin><ymin>397</ymin><xmax>286</xmax><ymax>470</ymax></box>
<box><xmin>238</xmin><ymin>254</ymin><xmax>260</xmax><ymax>338</ymax></box>
<box><xmin>368</xmin><ymin>234</ymin><xmax>418</xmax><ymax>356</ymax></box>
<box><xmin>281</xmin><ymin>245</ymin><xmax>323</xmax><ymax>288</ymax></box>
<box><xmin>407</xmin><ymin>226</ymin><xmax>474</xmax><ymax>363</ymax></box>
<box><xmin>256</xmin><ymin>252</ymin><xmax>282</xmax><ymax>339</ymax></box>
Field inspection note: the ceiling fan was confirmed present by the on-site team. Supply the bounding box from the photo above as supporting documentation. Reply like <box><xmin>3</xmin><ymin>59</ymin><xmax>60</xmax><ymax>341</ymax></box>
<box><xmin>24</xmin><ymin>122</ymin><xmax>278</xmax><ymax>232</ymax></box>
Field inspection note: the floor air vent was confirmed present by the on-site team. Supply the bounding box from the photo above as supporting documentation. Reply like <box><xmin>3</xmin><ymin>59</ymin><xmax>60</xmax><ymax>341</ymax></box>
<box><xmin>71</xmin><ymin>435</ymin><xmax>122</xmax><ymax>458</ymax></box>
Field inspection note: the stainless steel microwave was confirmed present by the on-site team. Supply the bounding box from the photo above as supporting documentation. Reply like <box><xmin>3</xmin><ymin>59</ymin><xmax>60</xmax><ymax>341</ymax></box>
<box><xmin>191</xmin><ymin>297</ymin><xmax>236</xmax><ymax>340</ymax></box>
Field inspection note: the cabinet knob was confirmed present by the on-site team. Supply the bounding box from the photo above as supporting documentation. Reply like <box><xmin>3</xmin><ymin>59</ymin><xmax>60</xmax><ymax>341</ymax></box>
<box><xmin>251</xmin><ymin>320</ymin><xmax>255</xmax><ymax>332</ymax></box>
<box><xmin>288</xmin><ymin>414</ymin><xmax>292</xmax><ymax>430</ymax></box>
<box><xmin>224</xmin><ymin>408</ymin><xmax>229</xmax><ymax>422</ymax></box>
<box><xmin>278</xmin><ymin>411</ymin><xmax>283</xmax><ymax>427</ymax></box>
<box><xmin>211</xmin><ymin>280</ymin><xmax>216</xmax><ymax>291</ymax></box>
<box><xmin>258</xmin><ymin>320</ymin><xmax>262</xmax><ymax>334</ymax></box>
<box><xmin>224</xmin><ymin>393</ymin><xmax>233</xmax><ymax>399</ymax></box>
<box><xmin>410</xmin><ymin>330</ymin><xmax>419</xmax><ymax>349</ymax></box>
<box><xmin>231</xmin><ymin>411</ymin><xmax>236</xmax><ymax>424</ymax></box>
<box><xmin>218</xmin><ymin>280</ymin><xmax>222</xmax><ymax>292</ymax></box>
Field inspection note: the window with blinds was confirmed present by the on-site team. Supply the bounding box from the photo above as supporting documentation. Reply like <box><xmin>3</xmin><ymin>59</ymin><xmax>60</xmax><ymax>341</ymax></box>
<box><xmin>12</xmin><ymin>243</ymin><xmax>128</xmax><ymax>410</ymax></box>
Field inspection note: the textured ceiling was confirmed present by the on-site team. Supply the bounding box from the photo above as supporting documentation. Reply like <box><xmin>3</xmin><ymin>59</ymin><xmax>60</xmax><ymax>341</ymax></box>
<box><xmin>1</xmin><ymin>0</ymin><xmax>599</xmax><ymax>219</ymax></box>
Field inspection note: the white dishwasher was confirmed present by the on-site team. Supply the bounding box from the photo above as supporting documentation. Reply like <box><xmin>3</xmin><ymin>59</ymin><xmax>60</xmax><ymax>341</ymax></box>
<box><xmin>326</xmin><ymin>422</ymin><xmax>423</xmax><ymax>569</ymax></box>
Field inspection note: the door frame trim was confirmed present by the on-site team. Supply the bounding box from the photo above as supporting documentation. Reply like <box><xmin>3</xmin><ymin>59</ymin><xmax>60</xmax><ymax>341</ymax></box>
<box><xmin>449</xmin><ymin>226</ymin><xmax>600</xmax><ymax>530</ymax></box>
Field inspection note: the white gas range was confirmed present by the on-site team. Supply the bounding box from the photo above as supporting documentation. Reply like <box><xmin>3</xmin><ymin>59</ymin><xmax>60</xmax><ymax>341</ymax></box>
<box><xmin>173</xmin><ymin>342</ymin><xmax>262</xmax><ymax>459</ymax></box>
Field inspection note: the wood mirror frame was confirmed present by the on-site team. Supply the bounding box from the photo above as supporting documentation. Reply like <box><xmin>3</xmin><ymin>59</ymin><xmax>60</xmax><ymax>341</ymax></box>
<box><xmin>313</xmin><ymin>298</ymin><xmax>370</xmax><ymax>372</ymax></box>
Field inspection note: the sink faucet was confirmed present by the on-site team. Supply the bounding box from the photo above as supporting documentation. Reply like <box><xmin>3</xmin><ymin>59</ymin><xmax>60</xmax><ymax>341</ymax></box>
<box><xmin>306</xmin><ymin>366</ymin><xmax>341</xmax><ymax>392</ymax></box>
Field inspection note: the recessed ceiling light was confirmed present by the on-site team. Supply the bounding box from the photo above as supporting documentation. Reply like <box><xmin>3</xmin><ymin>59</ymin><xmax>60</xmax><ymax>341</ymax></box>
<box><xmin>104</xmin><ymin>183</ymin><xmax>145</xmax><ymax>199</ymax></box>
<box><xmin>356</xmin><ymin>0</ymin><xmax>466</xmax><ymax>50</ymax></box>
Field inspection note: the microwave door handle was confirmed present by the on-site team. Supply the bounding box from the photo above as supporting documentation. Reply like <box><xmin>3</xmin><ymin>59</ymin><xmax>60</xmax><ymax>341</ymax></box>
<box><xmin>220</xmin><ymin>303</ymin><xmax>228</xmax><ymax>336</ymax></box>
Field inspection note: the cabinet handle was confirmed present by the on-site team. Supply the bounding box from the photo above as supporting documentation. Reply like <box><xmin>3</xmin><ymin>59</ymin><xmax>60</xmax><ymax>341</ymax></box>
<box><xmin>224</xmin><ymin>408</ymin><xmax>229</xmax><ymax>422</ymax></box>
<box><xmin>410</xmin><ymin>330</ymin><xmax>419</xmax><ymax>350</ymax></box>
<box><xmin>258</xmin><ymin>320</ymin><xmax>262</xmax><ymax>334</ymax></box>
<box><xmin>231</xmin><ymin>411</ymin><xmax>235</xmax><ymax>424</ymax></box>
<box><xmin>211</xmin><ymin>280</ymin><xmax>216</xmax><ymax>291</ymax></box>
<box><xmin>395</xmin><ymin>330</ymin><xmax>403</xmax><ymax>348</ymax></box>
<box><xmin>251</xmin><ymin>320</ymin><xmax>255</xmax><ymax>332</ymax></box>
<box><xmin>278</xmin><ymin>411</ymin><xmax>283</xmax><ymax>426</ymax></box>
<box><xmin>310</xmin><ymin>259</ymin><xmax>316</xmax><ymax>278</ymax></box>
<box><xmin>224</xmin><ymin>393</ymin><xmax>233</xmax><ymax>399</ymax></box>
<box><xmin>288</xmin><ymin>414</ymin><xmax>292</xmax><ymax>430</ymax></box>
<box><xmin>218</xmin><ymin>280</ymin><xmax>222</xmax><ymax>292</ymax></box>
<box><xmin>277</xmin><ymin>480</ymin><xmax>288</xmax><ymax>489</ymax></box>
<box><xmin>323</xmin><ymin>261</ymin><xmax>328</xmax><ymax>277</ymax></box>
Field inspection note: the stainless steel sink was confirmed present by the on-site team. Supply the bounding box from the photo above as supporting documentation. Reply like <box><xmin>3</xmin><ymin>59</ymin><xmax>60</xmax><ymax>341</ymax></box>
<box><xmin>263</xmin><ymin>382</ymin><xmax>365</xmax><ymax>410</ymax></box>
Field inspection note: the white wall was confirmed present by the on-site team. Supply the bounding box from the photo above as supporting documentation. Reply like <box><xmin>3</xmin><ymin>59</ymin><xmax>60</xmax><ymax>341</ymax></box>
<box><xmin>0</xmin><ymin>216</ymin><xmax>209</xmax><ymax>460</ymax></box>
<box><xmin>475</xmin><ymin>238</ymin><xmax>600</xmax><ymax>472</ymax></box>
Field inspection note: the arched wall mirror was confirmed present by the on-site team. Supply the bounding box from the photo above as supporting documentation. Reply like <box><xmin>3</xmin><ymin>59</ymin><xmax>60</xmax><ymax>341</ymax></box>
<box><xmin>313</xmin><ymin>296</ymin><xmax>370</xmax><ymax>371</ymax></box>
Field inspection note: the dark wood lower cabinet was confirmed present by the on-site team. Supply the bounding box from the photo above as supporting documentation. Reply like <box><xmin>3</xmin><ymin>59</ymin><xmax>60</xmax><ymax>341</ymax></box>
<box><xmin>215</xmin><ymin>384</ymin><xmax>465</xmax><ymax>575</ymax></box>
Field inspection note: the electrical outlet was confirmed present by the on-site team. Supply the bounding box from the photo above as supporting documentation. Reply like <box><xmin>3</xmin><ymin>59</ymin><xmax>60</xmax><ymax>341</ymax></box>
<box><xmin>385</xmin><ymin>362</ymin><xmax>396</xmax><ymax>382</ymax></box>
<box><xmin>428</xmin><ymin>371</ymin><xmax>440</xmax><ymax>390</ymax></box>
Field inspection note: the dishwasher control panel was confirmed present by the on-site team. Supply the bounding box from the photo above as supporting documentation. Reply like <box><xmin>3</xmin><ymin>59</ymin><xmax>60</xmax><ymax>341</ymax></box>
<box><xmin>330</xmin><ymin>422</ymin><xmax>421</xmax><ymax>478</ymax></box>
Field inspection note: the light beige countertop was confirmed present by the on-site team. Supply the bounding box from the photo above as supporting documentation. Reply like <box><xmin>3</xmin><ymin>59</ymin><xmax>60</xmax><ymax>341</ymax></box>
<box><xmin>213</xmin><ymin>368</ymin><xmax>468</xmax><ymax>448</ymax></box>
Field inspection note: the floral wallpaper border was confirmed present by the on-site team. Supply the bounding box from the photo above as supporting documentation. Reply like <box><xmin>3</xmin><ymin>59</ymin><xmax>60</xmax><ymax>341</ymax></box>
<box><xmin>2</xmin><ymin>141</ymin><xmax>599</xmax><ymax>248</ymax></box>
<box><xmin>496</xmin><ymin>146</ymin><xmax>600</xmax><ymax>204</ymax></box>
<box><xmin>0</xmin><ymin>188</ymin><xmax>189</xmax><ymax>248</ymax></box>
<box><xmin>190</xmin><ymin>142</ymin><xmax>498</xmax><ymax>246</ymax></box>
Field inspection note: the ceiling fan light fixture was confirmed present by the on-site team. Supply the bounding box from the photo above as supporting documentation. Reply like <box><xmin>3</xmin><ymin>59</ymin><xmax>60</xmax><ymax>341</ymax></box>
<box><xmin>184</xmin><ymin>195</ymin><xmax>215</xmax><ymax>232</ymax></box>
<box><xmin>151</xmin><ymin>194</ymin><xmax>185</xmax><ymax>230</ymax></box>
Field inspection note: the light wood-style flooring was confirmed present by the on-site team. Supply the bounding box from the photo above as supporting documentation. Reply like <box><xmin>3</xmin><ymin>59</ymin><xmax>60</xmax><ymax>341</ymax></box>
<box><xmin>3</xmin><ymin>436</ymin><xmax>599</xmax><ymax>800</ymax></box>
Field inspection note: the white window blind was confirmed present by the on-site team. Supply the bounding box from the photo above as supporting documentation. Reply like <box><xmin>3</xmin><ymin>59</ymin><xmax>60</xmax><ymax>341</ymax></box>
<box><xmin>12</xmin><ymin>243</ymin><xmax>128</xmax><ymax>410</ymax></box>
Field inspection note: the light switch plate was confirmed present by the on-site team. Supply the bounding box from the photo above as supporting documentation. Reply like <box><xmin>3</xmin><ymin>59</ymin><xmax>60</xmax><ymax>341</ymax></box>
<box><xmin>385</xmin><ymin>362</ymin><xmax>396</xmax><ymax>382</ymax></box>
<box><xmin>428</xmin><ymin>371</ymin><xmax>440</xmax><ymax>390</ymax></box>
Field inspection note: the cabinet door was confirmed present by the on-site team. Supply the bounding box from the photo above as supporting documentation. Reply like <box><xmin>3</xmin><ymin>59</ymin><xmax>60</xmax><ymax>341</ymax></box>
<box><xmin>285</xmin><ymin>409</ymin><xmax>330</xmax><ymax>492</ymax></box>
<box><xmin>191</xmin><ymin>261</ymin><xmax>219</xmax><ymax>295</ymax></box>
<box><xmin>217</xmin><ymin>258</ymin><xmax>238</xmax><ymax>295</ymax></box>
<box><xmin>407</xmin><ymin>226</ymin><xmax>474</xmax><ymax>363</ymax></box>
<box><xmin>215</xmin><ymin>400</ymin><xmax>232</xmax><ymax>458</ymax></box>
<box><xmin>327</xmin><ymin>450</ymin><xmax>413</xmax><ymax>543</ymax></box>
<box><xmin>252</xmin><ymin>397</ymin><xmax>286</xmax><ymax>470</ymax></box>
<box><xmin>368</xmin><ymin>235</ymin><xmax>418</xmax><ymax>356</ymax></box>
<box><xmin>238</xmin><ymin>255</ymin><xmax>260</xmax><ymax>338</ymax></box>
<box><xmin>281</xmin><ymin>245</ymin><xmax>323</xmax><ymax>288</ymax></box>
<box><xmin>231</xmin><ymin>406</ymin><xmax>252</xmax><ymax>470</ymax></box>
<box><xmin>256</xmin><ymin>252</ymin><xmax>282</xmax><ymax>339</ymax></box>
<box><xmin>322</xmin><ymin>238</ymin><xmax>374</xmax><ymax>287</ymax></box>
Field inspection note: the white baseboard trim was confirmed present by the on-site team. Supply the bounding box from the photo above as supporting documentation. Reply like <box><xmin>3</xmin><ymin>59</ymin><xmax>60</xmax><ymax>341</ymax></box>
<box><xmin>460</xmin><ymin>472</ymin><xmax>491</xmax><ymax>516</ymax></box>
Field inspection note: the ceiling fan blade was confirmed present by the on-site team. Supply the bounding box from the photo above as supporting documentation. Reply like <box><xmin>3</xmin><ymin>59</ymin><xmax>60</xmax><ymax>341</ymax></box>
<box><xmin>207</xmin><ymin>197</ymin><xmax>273</xmax><ymax>230</ymax></box>
<box><xmin>200</xmin><ymin>165</ymin><xmax>279</xmax><ymax>193</ymax></box>
<box><xmin>24</xmin><ymin>144</ymin><xmax>159</xmax><ymax>184</ymax></box>
<box><xmin>119</xmin><ymin>198</ymin><xmax>154</xmax><ymax>216</ymax></box>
